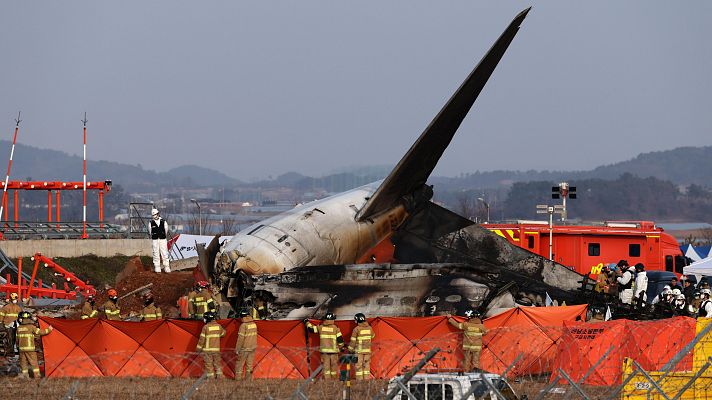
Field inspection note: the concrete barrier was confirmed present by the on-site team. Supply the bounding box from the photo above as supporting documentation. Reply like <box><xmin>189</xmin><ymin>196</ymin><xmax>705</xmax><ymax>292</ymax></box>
<box><xmin>0</xmin><ymin>239</ymin><xmax>152</xmax><ymax>258</ymax></box>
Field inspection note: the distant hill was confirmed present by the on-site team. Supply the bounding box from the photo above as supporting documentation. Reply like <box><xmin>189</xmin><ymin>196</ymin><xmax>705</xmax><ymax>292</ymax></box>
<box><xmin>162</xmin><ymin>165</ymin><xmax>239</xmax><ymax>186</ymax></box>
<box><xmin>0</xmin><ymin>140</ymin><xmax>240</xmax><ymax>190</ymax></box>
<box><xmin>585</xmin><ymin>146</ymin><xmax>712</xmax><ymax>184</ymax></box>
<box><xmin>430</xmin><ymin>146</ymin><xmax>712</xmax><ymax>190</ymax></box>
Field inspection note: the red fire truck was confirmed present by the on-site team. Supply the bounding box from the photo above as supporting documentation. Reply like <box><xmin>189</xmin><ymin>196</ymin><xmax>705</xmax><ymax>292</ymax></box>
<box><xmin>484</xmin><ymin>221</ymin><xmax>686</xmax><ymax>276</ymax></box>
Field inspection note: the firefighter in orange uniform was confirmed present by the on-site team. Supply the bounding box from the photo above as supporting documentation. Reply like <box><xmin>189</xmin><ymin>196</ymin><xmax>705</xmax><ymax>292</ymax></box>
<box><xmin>16</xmin><ymin>311</ymin><xmax>53</xmax><ymax>378</ymax></box>
<box><xmin>348</xmin><ymin>313</ymin><xmax>375</xmax><ymax>380</ymax></box>
<box><xmin>102</xmin><ymin>289</ymin><xmax>122</xmax><ymax>321</ymax></box>
<box><xmin>140</xmin><ymin>292</ymin><xmax>163</xmax><ymax>321</ymax></box>
<box><xmin>1</xmin><ymin>292</ymin><xmax>23</xmax><ymax>353</ymax></box>
<box><xmin>448</xmin><ymin>309</ymin><xmax>487</xmax><ymax>372</ymax></box>
<box><xmin>196</xmin><ymin>311</ymin><xmax>225</xmax><ymax>378</ymax></box>
<box><xmin>189</xmin><ymin>281</ymin><xmax>216</xmax><ymax>320</ymax></box>
<box><xmin>234</xmin><ymin>309</ymin><xmax>258</xmax><ymax>380</ymax></box>
<box><xmin>80</xmin><ymin>294</ymin><xmax>98</xmax><ymax>319</ymax></box>
<box><xmin>305</xmin><ymin>311</ymin><xmax>344</xmax><ymax>380</ymax></box>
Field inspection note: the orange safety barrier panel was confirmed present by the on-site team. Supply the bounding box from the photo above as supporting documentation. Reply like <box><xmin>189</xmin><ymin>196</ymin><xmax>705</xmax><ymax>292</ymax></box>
<box><xmin>480</xmin><ymin>305</ymin><xmax>588</xmax><ymax>376</ymax></box>
<box><xmin>551</xmin><ymin>316</ymin><xmax>696</xmax><ymax>386</ymax></box>
<box><xmin>38</xmin><ymin>307</ymin><xmax>589</xmax><ymax>379</ymax></box>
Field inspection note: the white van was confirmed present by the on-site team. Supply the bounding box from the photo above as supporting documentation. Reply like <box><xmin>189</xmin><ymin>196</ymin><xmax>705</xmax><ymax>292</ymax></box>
<box><xmin>386</xmin><ymin>372</ymin><xmax>525</xmax><ymax>400</ymax></box>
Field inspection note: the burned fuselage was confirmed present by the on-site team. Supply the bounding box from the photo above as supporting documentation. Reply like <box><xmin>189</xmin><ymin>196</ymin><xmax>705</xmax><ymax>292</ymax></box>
<box><xmin>246</xmin><ymin>222</ymin><xmax>588</xmax><ymax>320</ymax></box>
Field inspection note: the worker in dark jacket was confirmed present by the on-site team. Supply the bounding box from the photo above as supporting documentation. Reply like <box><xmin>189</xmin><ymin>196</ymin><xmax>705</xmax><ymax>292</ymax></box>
<box><xmin>149</xmin><ymin>207</ymin><xmax>171</xmax><ymax>273</ymax></box>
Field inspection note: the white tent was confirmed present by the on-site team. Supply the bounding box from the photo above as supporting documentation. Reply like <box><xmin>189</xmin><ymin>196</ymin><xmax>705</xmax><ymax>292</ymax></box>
<box><xmin>683</xmin><ymin>244</ymin><xmax>703</xmax><ymax>262</ymax></box>
<box><xmin>684</xmin><ymin>256</ymin><xmax>712</xmax><ymax>278</ymax></box>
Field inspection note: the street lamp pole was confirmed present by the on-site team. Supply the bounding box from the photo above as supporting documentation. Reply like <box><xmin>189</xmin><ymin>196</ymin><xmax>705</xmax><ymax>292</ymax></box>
<box><xmin>477</xmin><ymin>198</ymin><xmax>490</xmax><ymax>223</ymax></box>
<box><xmin>190</xmin><ymin>199</ymin><xmax>202</xmax><ymax>235</ymax></box>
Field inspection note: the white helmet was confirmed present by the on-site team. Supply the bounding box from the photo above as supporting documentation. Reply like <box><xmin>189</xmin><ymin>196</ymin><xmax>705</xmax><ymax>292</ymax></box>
<box><xmin>702</xmin><ymin>289</ymin><xmax>711</xmax><ymax>296</ymax></box>
<box><xmin>151</xmin><ymin>208</ymin><xmax>159</xmax><ymax>216</ymax></box>
<box><xmin>672</xmin><ymin>288</ymin><xmax>682</xmax><ymax>296</ymax></box>
<box><xmin>676</xmin><ymin>293</ymin><xmax>686</xmax><ymax>300</ymax></box>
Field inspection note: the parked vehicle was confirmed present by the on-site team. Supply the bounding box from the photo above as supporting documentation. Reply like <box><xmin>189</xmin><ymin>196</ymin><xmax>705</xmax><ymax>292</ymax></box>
<box><xmin>386</xmin><ymin>372</ymin><xmax>525</xmax><ymax>400</ymax></box>
<box><xmin>484</xmin><ymin>221</ymin><xmax>686</xmax><ymax>276</ymax></box>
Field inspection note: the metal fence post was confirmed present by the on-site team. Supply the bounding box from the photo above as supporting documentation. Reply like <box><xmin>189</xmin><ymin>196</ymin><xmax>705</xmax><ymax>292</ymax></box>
<box><xmin>378</xmin><ymin>348</ymin><xmax>440</xmax><ymax>400</ymax></box>
<box><xmin>479</xmin><ymin>373</ymin><xmax>508</xmax><ymax>400</ymax></box>
<box><xmin>671</xmin><ymin>357</ymin><xmax>712</xmax><ymax>400</ymax></box>
<box><xmin>632</xmin><ymin>360</ymin><xmax>671</xmax><ymax>400</ymax></box>
<box><xmin>557</xmin><ymin>369</ymin><xmax>590</xmax><ymax>400</ymax></box>
<box><xmin>501</xmin><ymin>352</ymin><xmax>524</xmax><ymax>379</ymax></box>
<box><xmin>290</xmin><ymin>365</ymin><xmax>324</xmax><ymax>400</ymax></box>
<box><xmin>562</xmin><ymin>344</ymin><xmax>615</xmax><ymax>398</ymax></box>
<box><xmin>180</xmin><ymin>372</ymin><xmax>208</xmax><ymax>400</ymax></box>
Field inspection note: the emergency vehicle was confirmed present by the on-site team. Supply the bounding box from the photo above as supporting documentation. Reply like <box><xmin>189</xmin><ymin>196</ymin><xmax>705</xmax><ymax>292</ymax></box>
<box><xmin>484</xmin><ymin>221</ymin><xmax>685</xmax><ymax>276</ymax></box>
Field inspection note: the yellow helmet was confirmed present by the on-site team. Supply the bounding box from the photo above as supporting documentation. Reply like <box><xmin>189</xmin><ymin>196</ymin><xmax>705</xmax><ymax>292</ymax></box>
<box><xmin>9</xmin><ymin>293</ymin><xmax>18</xmax><ymax>301</ymax></box>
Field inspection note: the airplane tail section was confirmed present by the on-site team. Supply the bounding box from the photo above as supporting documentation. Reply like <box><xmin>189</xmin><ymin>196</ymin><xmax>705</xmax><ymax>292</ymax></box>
<box><xmin>356</xmin><ymin>7</ymin><xmax>530</xmax><ymax>222</ymax></box>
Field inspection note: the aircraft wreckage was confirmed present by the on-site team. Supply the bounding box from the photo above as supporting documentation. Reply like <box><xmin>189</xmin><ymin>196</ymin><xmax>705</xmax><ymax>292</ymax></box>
<box><xmin>199</xmin><ymin>7</ymin><xmax>590</xmax><ymax>319</ymax></box>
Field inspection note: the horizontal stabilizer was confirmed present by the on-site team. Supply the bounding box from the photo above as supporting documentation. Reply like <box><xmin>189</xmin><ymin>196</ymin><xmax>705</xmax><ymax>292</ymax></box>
<box><xmin>356</xmin><ymin>7</ymin><xmax>530</xmax><ymax>221</ymax></box>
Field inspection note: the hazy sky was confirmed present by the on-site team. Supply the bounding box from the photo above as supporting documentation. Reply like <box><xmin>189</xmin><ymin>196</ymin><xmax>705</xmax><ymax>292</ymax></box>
<box><xmin>1</xmin><ymin>2</ymin><xmax>710</xmax><ymax>181</ymax></box>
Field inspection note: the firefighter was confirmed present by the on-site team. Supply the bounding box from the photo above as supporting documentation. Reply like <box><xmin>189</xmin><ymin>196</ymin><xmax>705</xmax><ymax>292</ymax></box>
<box><xmin>196</xmin><ymin>311</ymin><xmax>225</xmax><ymax>379</ymax></box>
<box><xmin>234</xmin><ymin>309</ymin><xmax>257</xmax><ymax>380</ymax></box>
<box><xmin>699</xmin><ymin>289</ymin><xmax>712</xmax><ymax>318</ymax></box>
<box><xmin>140</xmin><ymin>292</ymin><xmax>163</xmax><ymax>321</ymax></box>
<box><xmin>594</xmin><ymin>265</ymin><xmax>612</xmax><ymax>294</ymax></box>
<box><xmin>448</xmin><ymin>309</ymin><xmax>487</xmax><ymax>372</ymax></box>
<box><xmin>1</xmin><ymin>292</ymin><xmax>22</xmax><ymax>353</ymax></box>
<box><xmin>16</xmin><ymin>311</ymin><xmax>53</xmax><ymax>378</ymax></box>
<box><xmin>305</xmin><ymin>312</ymin><xmax>344</xmax><ymax>380</ymax></box>
<box><xmin>251</xmin><ymin>297</ymin><xmax>269</xmax><ymax>320</ymax></box>
<box><xmin>102</xmin><ymin>289</ymin><xmax>122</xmax><ymax>321</ymax></box>
<box><xmin>80</xmin><ymin>294</ymin><xmax>99</xmax><ymax>319</ymax></box>
<box><xmin>348</xmin><ymin>313</ymin><xmax>375</xmax><ymax>380</ymax></box>
<box><xmin>149</xmin><ymin>208</ymin><xmax>171</xmax><ymax>273</ymax></box>
<box><xmin>189</xmin><ymin>281</ymin><xmax>215</xmax><ymax>320</ymax></box>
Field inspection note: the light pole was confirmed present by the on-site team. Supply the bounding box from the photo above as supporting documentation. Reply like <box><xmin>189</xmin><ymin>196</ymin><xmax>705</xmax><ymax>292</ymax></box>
<box><xmin>190</xmin><ymin>198</ymin><xmax>202</xmax><ymax>235</ymax></box>
<box><xmin>477</xmin><ymin>197</ymin><xmax>490</xmax><ymax>223</ymax></box>
<box><xmin>537</xmin><ymin>204</ymin><xmax>566</xmax><ymax>261</ymax></box>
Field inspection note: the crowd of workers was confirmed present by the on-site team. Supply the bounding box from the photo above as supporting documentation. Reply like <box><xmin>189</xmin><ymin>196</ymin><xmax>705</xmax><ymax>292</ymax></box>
<box><xmin>0</xmin><ymin>278</ymin><xmax>486</xmax><ymax>380</ymax></box>
<box><xmin>593</xmin><ymin>259</ymin><xmax>712</xmax><ymax>318</ymax></box>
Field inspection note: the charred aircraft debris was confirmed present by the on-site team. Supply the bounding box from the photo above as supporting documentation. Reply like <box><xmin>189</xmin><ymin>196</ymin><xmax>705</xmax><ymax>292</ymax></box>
<box><xmin>199</xmin><ymin>8</ymin><xmax>590</xmax><ymax>319</ymax></box>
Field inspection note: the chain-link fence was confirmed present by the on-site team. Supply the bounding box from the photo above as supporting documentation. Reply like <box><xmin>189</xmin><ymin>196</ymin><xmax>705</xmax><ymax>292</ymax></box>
<box><xmin>3</xmin><ymin>318</ymin><xmax>712</xmax><ymax>399</ymax></box>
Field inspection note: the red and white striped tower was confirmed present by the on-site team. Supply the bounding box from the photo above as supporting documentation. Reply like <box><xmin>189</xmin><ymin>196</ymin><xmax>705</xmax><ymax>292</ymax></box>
<box><xmin>81</xmin><ymin>113</ymin><xmax>88</xmax><ymax>239</ymax></box>
<box><xmin>0</xmin><ymin>112</ymin><xmax>21</xmax><ymax>228</ymax></box>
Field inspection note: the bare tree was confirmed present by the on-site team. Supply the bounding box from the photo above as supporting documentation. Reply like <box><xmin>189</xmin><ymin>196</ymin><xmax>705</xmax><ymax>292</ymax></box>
<box><xmin>186</xmin><ymin>209</ymin><xmax>210</xmax><ymax>235</ymax></box>
<box><xmin>455</xmin><ymin>191</ymin><xmax>478</xmax><ymax>221</ymax></box>
<box><xmin>220</xmin><ymin>216</ymin><xmax>239</xmax><ymax>235</ymax></box>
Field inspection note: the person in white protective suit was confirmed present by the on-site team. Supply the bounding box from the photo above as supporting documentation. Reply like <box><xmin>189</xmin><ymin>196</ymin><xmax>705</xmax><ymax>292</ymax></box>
<box><xmin>616</xmin><ymin>261</ymin><xmax>635</xmax><ymax>305</ymax></box>
<box><xmin>651</xmin><ymin>285</ymin><xmax>672</xmax><ymax>305</ymax></box>
<box><xmin>633</xmin><ymin>263</ymin><xmax>648</xmax><ymax>307</ymax></box>
<box><xmin>149</xmin><ymin>208</ymin><xmax>171</xmax><ymax>273</ymax></box>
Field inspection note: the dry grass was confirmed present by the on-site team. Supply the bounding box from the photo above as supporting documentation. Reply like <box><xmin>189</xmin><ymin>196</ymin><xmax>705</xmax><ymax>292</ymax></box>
<box><xmin>1</xmin><ymin>377</ymin><xmax>389</xmax><ymax>400</ymax></box>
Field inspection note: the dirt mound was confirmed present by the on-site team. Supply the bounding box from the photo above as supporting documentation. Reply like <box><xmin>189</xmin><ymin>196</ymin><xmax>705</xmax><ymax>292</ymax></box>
<box><xmin>109</xmin><ymin>270</ymin><xmax>195</xmax><ymax>318</ymax></box>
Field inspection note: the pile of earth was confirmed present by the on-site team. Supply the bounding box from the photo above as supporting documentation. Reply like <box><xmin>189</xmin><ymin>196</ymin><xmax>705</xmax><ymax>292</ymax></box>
<box><xmin>91</xmin><ymin>257</ymin><xmax>197</xmax><ymax>319</ymax></box>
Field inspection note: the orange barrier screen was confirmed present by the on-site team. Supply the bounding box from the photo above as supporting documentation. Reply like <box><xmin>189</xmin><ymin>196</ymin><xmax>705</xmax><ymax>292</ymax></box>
<box><xmin>39</xmin><ymin>307</ymin><xmax>592</xmax><ymax>379</ymax></box>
